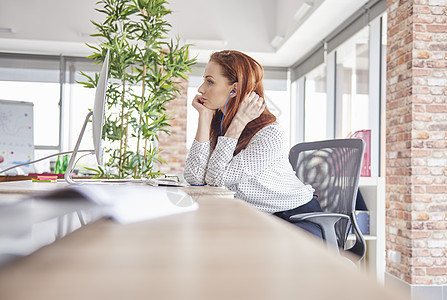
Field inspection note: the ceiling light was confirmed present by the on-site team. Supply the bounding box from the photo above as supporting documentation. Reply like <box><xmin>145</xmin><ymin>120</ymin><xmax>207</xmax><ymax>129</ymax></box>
<box><xmin>270</xmin><ymin>35</ymin><xmax>284</xmax><ymax>49</ymax></box>
<box><xmin>186</xmin><ymin>39</ymin><xmax>228</xmax><ymax>50</ymax></box>
<box><xmin>0</xmin><ymin>28</ymin><xmax>13</xmax><ymax>33</ymax></box>
<box><xmin>293</xmin><ymin>2</ymin><xmax>313</xmax><ymax>22</ymax></box>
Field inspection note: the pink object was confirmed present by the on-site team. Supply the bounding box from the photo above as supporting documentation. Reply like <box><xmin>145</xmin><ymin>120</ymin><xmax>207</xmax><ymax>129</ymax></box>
<box><xmin>349</xmin><ymin>130</ymin><xmax>371</xmax><ymax>177</ymax></box>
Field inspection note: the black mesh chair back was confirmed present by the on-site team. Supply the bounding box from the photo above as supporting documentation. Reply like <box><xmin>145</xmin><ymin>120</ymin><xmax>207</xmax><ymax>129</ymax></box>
<box><xmin>289</xmin><ymin>139</ymin><xmax>365</xmax><ymax>258</ymax></box>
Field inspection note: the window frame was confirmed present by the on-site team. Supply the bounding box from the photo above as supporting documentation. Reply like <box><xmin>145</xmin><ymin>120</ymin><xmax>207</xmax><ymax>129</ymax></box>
<box><xmin>0</xmin><ymin>53</ymin><xmax>96</xmax><ymax>152</ymax></box>
<box><xmin>291</xmin><ymin>13</ymin><xmax>386</xmax><ymax>177</ymax></box>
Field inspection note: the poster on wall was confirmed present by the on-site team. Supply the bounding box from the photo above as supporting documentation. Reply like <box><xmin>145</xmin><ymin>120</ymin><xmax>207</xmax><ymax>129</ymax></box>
<box><xmin>349</xmin><ymin>129</ymin><xmax>371</xmax><ymax>177</ymax></box>
<box><xmin>0</xmin><ymin>99</ymin><xmax>35</xmax><ymax>175</ymax></box>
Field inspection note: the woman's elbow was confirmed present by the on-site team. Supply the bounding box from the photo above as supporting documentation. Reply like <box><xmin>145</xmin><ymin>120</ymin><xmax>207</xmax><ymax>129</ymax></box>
<box><xmin>204</xmin><ymin>173</ymin><xmax>223</xmax><ymax>187</ymax></box>
<box><xmin>184</xmin><ymin>171</ymin><xmax>205</xmax><ymax>186</ymax></box>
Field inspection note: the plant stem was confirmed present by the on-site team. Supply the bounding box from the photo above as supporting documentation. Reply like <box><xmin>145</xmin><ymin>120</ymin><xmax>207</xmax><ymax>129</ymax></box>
<box><xmin>144</xmin><ymin>138</ymin><xmax>148</xmax><ymax>161</ymax></box>
<box><xmin>134</xmin><ymin>64</ymin><xmax>146</xmax><ymax>177</ymax></box>
<box><xmin>124</xmin><ymin>111</ymin><xmax>129</xmax><ymax>156</ymax></box>
<box><xmin>119</xmin><ymin>77</ymin><xmax>126</xmax><ymax>177</ymax></box>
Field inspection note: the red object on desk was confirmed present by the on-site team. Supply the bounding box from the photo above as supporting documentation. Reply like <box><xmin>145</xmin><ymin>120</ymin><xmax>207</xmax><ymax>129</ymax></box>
<box><xmin>349</xmin><ymin>129</ymin><xmax>371</xmax><ymax>177</ymax></box>
<box><xmin>29</xmin><ymin>173</ymin><xmax>65</xmax><ymax>179</ymax></box>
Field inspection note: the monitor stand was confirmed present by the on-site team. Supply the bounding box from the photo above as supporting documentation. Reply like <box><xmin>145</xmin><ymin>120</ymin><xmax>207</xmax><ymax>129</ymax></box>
<box><xmin>65</xmin><ymin>111</ymin><xmax>95</xmax><ymax>185</ymax></box>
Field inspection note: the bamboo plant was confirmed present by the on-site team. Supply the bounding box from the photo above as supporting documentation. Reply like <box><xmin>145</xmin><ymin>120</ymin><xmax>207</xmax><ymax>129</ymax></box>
<box><xmin>80</xmin><ymin>0</ymin><xmax>196</xmax><ymax>178</ymax></box>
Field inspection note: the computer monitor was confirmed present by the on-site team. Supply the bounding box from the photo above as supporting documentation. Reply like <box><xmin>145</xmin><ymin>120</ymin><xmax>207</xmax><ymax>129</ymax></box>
<box><xmin>92</xmin><ymin>51</ymin><xmax>109</xmax><ymax>166</ymax></box>
<box><xmin>65</xmin><ymin>50</ymin><xmax>109</xmax><ymax>184</ymax></box>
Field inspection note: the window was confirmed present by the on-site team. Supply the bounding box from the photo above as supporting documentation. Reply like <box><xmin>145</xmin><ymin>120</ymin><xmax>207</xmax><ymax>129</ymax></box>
<box><xmin>263</xmin><ymin>71</ymin><xmax>291</xmax><ymax>148</ymax></box>
<box><xmin>335</xmin><ymin>27</ymin><xmax>370</xmax><ymax>138</ymax></box>
<box><xmin>0</xmin><ymin>55</ymin><xmax>61</xmax><ymax>173</ymax></box>
<box><xmin>0</xmin><ymin>54</ymin><xmax>100</xmax><ymax>173</ymax></box>
<box><xmin>304</xmin><ymin>63</ymin><xmax>327</xmax><ymax>142</ymax></box>
<box><xmin>292</xmin><ymin>14</ymin><xmax>384</xmax><ymax>177</ymax></box>
<box><xmin>0</xmin><ymin>55</ymin><xmax>61</xmax><ymax>148</ymax></box>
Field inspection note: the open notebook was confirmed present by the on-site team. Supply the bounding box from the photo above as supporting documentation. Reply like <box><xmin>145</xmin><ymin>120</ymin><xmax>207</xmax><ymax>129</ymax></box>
<box><xmin>37</xmin><ymin>184</ymin><xmax>198</xmax><ymax>224</ymax></box>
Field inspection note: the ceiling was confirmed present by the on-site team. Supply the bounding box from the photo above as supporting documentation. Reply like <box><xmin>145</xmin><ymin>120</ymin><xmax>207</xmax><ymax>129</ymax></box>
<box><xmin>0</xmin><ymin>0</ymin><xmax>367</xmax><ymax>67</ymax></box>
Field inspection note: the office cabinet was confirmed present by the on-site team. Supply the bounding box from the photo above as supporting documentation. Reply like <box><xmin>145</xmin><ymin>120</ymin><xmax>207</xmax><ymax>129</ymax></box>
<box><xmin>349</xmin><ymin>177</ymin><xmax>385</xmax><ymax>283</ymax></box>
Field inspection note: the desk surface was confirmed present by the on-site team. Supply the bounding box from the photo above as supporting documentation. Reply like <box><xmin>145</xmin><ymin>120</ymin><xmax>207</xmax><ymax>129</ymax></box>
<box><xmin>0</xmin><ymin>183</ymin><xmax>403</xmax><ymax>300</ymax></box>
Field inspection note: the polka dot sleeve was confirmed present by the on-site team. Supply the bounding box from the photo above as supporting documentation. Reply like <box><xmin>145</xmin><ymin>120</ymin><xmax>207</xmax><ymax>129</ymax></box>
<box><xmin>184</xmin><ymin>139</ymin><xmax>211</xmax><ymax>185</ymax></box>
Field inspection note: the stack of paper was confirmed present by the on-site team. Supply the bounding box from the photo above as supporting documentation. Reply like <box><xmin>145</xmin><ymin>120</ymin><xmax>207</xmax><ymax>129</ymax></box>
<box><xmin>38</xmin><ymin>184</ymin><xmax>198</xmax><ymax>224</ymax></box>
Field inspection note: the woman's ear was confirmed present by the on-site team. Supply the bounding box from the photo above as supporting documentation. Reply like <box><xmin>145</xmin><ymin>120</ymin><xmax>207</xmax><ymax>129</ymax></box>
<box><xmin>230</xmin><ymin>84</ymin><xmax>238</xmax><ymax>98</ymax></box>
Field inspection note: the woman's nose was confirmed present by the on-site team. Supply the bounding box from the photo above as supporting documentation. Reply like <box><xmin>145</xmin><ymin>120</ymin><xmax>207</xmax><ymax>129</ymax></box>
<box><xmin>198</xmin><ymin>82</ymin><xmax>205</xmax><ymax>94</ymax></box>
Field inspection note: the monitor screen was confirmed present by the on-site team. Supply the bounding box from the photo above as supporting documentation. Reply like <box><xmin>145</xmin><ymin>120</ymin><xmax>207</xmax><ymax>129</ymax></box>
<box><xmin>64</xmin><ymin>50</ymin><xmax>110</xmax><ymax>184</ymax></box>
<box><xmin>92</xmin><ymin>50</ymin><xmax>109</xmax><ymax>165</ymax></box>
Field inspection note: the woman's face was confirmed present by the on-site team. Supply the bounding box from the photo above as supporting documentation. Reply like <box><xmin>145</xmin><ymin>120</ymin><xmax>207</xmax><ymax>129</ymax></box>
<box><xmin>198</xmin><ymin>61</ymin><xmax>234</xmax><ymax>110</ymax></box>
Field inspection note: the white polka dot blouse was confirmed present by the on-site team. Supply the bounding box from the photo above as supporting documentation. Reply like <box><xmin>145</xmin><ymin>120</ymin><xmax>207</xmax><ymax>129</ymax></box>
<box><xmin>184</xmin><ymin>122</ymin><xmax>314</xmax><ymax>214</ymax></box>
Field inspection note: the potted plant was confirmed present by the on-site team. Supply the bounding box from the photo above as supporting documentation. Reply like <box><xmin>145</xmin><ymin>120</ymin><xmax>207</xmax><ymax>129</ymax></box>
<box><xmin>80</xmin><ymin>0</ymin><xmax>196</xmax><ymax>178</ymax></box>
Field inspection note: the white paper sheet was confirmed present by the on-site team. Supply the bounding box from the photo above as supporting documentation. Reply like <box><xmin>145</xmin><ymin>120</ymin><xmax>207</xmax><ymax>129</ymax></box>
<box><xmin>39</xmin><ymin>184</ymin><xmax>198</xmax><ymax>224</ymax></box>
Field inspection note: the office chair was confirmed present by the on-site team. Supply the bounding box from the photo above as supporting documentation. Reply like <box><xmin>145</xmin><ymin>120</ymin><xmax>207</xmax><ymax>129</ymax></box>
<box><xmin>288</xmin><ymin>139</ymin><xmax>366</xmax><ymax>261</ymax></box>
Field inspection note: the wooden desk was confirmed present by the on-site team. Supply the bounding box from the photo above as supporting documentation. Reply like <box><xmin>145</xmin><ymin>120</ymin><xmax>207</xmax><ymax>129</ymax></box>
<box><xmin>0</xmin><ymin>184</ymin><xmax>403</xmax><ymax>300</ymax></box>
<box><xmin>0</xmin><ymin>175</ymin><xmax>34</xmax><ymax>182</ymax></box>
<box><xmin>0</xmin><ymin>175</ymin><xmax>101</xmax><ymax>183</ymax></box>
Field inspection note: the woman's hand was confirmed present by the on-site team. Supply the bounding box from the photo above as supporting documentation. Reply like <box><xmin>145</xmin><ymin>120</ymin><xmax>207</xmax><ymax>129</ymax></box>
<box><xmin>193</xmin><ymin>94</ymin><xmax>215</xmax><ymax>143</ymax></box>
<box><xmin>192</xmin><ymin>94</ymin><xmax>215</xmax><ymax>117</ymax></box>
<box><xmin>224</xmin><ymin>92</ymin><xmax>266</xmax><ymax>140</ymax></box>
<box><xmin>234</xmin><ymin>91</ymin><xmax>266</xmax><ymax>126</ymax></box>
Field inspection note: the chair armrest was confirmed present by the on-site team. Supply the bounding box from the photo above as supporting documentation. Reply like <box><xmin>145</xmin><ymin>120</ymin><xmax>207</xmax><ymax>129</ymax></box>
<box><xmin>289</xmin><ymin>212</ymin><xmax>350</xmax><ymax>252</ymax></box>
<box><xmin>290</xmin><ymin>212</ymin><xmax>366</xmax><ymax>262</ymax></box>
<box><xmin>347</xmin><ymin>212</ymin><xmax>367</xmax><ymax>260</ymax></box>
<box><xmin>289</xmin><ymin>212</ymin><xmax>349</xmax><ymax>222</ymax></box>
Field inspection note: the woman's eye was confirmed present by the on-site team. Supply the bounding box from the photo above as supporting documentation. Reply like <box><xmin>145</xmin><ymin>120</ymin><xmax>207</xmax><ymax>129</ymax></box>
<box><xmin>207</xmin><ymin>80</ymin><xmax>213</xmax><ymax>84</ymax></box>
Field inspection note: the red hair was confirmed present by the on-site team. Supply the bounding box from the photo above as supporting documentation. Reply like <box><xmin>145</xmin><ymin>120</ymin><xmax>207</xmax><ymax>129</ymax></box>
<box><xmin>209</xmin><ymin>50</ymin><xmax>276</xmax><ymax>155</ymax></box>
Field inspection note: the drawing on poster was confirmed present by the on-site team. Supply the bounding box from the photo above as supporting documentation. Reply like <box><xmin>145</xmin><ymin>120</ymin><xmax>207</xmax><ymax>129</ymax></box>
<box><xmin>0</xmin><ymin>100</ymin><xmax>34</xmax><ymax>174</ymax></box>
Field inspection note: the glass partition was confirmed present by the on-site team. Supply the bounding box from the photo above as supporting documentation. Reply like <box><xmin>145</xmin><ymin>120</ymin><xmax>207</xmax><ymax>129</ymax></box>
<box><xmin>0</xmin><ymin>55</ymin><xmax>60</xmax><ymax>147</ymax></box>
<box><xmin>335</xmin><ymin>27</ymin><xmax>370</xmax><ymax>138</ymax></box>
<box><xmin>304</xmin><ymin>63</ymin><xmax>327</xmax><ymax>142</ymax></box>
<box><xmin>0</xmin><ymin>54</ymin><xmax>99</xmax><ymax>173</ymax></box>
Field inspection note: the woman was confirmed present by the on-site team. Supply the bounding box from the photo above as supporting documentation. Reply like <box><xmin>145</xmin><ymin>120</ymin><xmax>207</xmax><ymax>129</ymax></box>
<box><xmin>184</xmin><ymin>50</ymin><xmax>322</xmax><ymax>237</ymax></box>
